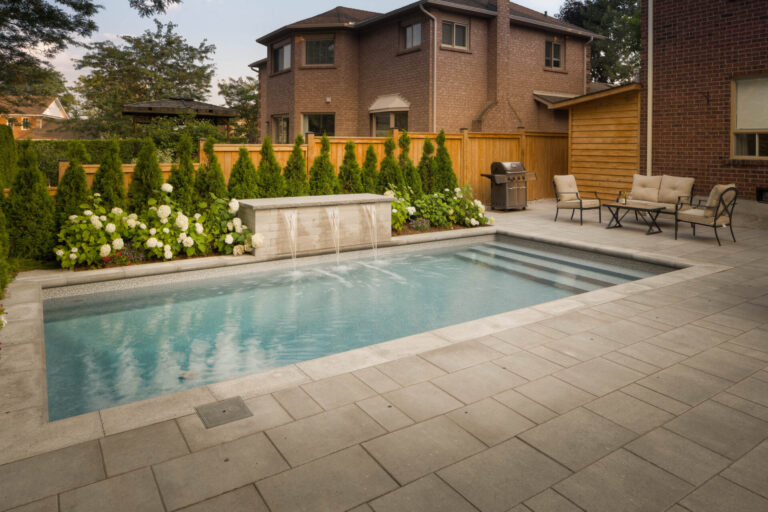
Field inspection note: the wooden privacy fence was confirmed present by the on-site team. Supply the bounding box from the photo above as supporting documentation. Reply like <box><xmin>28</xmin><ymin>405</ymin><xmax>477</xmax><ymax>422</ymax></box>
<box><xmin>57</xmin><ymin>162</ymin><xmax>200</xmax><ymax>190</ymax></box>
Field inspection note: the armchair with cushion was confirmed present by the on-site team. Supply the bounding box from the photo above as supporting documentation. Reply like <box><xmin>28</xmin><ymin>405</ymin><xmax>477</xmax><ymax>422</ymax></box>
<box><xmin>622</xmin><ymin>174</ymin><xmax>695</xmax><ymax>216</ymax></box>
<box><xmin>674</xmin><ymin>184</ymin><xmax>737</xmax><ymax>246</ymax></box>
<box><xmin>553</xmin><ymin>175</ymin><xmax>601</xmax><ymax>225</ymax></box>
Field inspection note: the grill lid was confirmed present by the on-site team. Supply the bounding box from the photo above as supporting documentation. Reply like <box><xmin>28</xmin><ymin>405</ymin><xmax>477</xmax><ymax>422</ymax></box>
<box><xmin>491</xmin><ymin>161</ymin><xmax>526</xmax><ymax>175</ymax></box>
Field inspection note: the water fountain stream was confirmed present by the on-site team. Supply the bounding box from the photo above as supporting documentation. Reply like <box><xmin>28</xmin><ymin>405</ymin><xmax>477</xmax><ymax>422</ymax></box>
<box><xmin>282</xmin><ymin>209</ymin><xmax>299</xmax><ymax>270</ymax></box>
<box><xmin>325</xmin><ymin>207</ymin><xmax>341</xmax><ymax>266</ymax></box>
<box><xmin>362</xmin><ymin>204</ymin><xmax>378</xmax><ymax>260</ymax></box>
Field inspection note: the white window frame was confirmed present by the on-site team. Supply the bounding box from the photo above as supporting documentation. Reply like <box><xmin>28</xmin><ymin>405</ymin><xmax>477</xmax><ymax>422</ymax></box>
<box><xmin>404</xmin><ymin>23</ymin><xmax>422</xmax><ymax>49</ymax></box>
<box><xmin>272</xmin><ymin>41</ymin><xmax>291</xmax><ymax>73</ymax></box>
<box><xmin>731</xmin><ymin>76</ymin><xmax>768</xmax><ymax>160</ymax></box>
<box><xmin>441</xmin><ymin>21</ymin><xmax>468</xmax><ymax>49</ymax></box>
<box><xmin>21</xmin><ymin>117</ymin><xmax>30</xmax><ymax>130</ymax></box>
<box><xmin>545</xmin><ymin>40</ymin><xmax>563</xmax><ymax>69</ymax></box>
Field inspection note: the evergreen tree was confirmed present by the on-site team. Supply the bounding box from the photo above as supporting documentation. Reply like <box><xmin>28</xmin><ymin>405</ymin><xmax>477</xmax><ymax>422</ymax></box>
<box><xmin>128</xmin><ymin>138</ymin><xmax>163</xmax><ymax>211</ymax></box>
<box><xmin>377</xmin><ymin>137</ymin><xmax>404</xmax><ymax>193</ymax></box>
<box><xmin>55</xmin><ymin>141</ymin><xmax>90</xmax><ymax>230</ymax></box>
<box><xmin>194</xmin><ymin>139</ymin><xmax>228</xmax><ymax>201</ymax></box>
<box><xmin>0</xmin><ymin>206</ymin><xmax>10</xmax><ymax>292</ymax></box>
<box><xmin>361</xmin><ymin>144</ymin><xmax>378</xmax><ymax>194</ymax></box>
<box><xmin>228</xmin><ymin>147</ymin><xmax>259</xmax><ymax>198</ymax></box>
<box><xmin>309</xmin><ymin>135</ymin><xmax>337</xmax><ymax>196</ymax></box>
<box><xmin>0</xmin><ymin>125</ymin><xmax>17</xmax><ymax>190</ymax></box>
<box><xmin>283</xmin><ymin>134</ymin><xmax>309</xmax><ymax>197</ymax></box>
<box><xmin>255</xmin><ymin>136</ymin><xmax>285</xmax><ymax>197</ymax></box>
<box><xmin>6</xmin><ymin>141</ymin><xmax>56</xmax><ymax>259</ymax></box>
<box><xmin>93</xmin><ymin>139</ymin><xmax>127</xmax><ymax>209</ymax></box>
<box><xmin>398</xmin><ymin>131</ymin><xmax>422</xmax><ymax>196</ymax></box>
<box><xmin>417</xmin><ymin>138</ymin><xmax>436</xmax><ymax>193</ymax></box>
<box><xmin>168</xmin><ymin>134</ymin><xmax>196</xmax><ymax>212</ymax></box>
<box><xmin>433</xmin><ymin>130</ymin><xmax>458</xmax><ymax>192</ymax></box>
<box><xmin>337</xmin><ymin>141</ymin><xmax>363</xmax><ymax>194</ymax></box>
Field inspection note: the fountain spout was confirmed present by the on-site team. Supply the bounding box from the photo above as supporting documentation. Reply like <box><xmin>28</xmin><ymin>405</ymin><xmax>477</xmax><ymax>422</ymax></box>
<box><xmin>325</xmin><ymin>207</ymin><xmax>341</xmax><ymax>266</ymax></box>
<box><xmin>282</xmin><ymin>209</ymin><xmax>299</xmax><ymax>270</ymax></box>
<box><xmin>362</xmin><ymin>204</ymin><xmax>378</xmax><ymax>260</ymax></box>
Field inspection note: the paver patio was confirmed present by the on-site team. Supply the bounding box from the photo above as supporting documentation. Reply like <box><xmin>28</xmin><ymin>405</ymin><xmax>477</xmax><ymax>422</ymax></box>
<box><xmin>2</xmin><ymin>199</ymin><xmax>768</xmax><ymax>511</ymax></box>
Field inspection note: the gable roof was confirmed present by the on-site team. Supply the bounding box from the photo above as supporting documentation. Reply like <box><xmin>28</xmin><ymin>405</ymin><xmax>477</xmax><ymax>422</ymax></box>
<box><xmin>0</xmin><ymin>96</ymin><xmax>68</xmax><ymax>118</ymax></box>
<box><xmin>122</xmin><ymin>97</ymin><xmax>237</xmax><ymax>118</ymax></box>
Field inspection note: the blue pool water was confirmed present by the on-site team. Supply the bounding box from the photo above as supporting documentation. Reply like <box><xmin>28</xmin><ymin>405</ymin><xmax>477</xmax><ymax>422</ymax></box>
<box><xmin>44</xmin><ymin>238</ymin><xmax>669</xmax><ymax>420</ymax></box>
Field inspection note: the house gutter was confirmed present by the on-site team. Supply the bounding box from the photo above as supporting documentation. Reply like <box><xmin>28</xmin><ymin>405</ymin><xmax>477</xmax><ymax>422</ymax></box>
<box><xmin>420</xmin><ymin>3</ymin><xmax>438</xmax><ymax>132</ymax></box>
<box><xmin>584</xmin><ymin>36</ymin><xmax>594</xmax><ymax>95</ymax></box>
<box><xmin>646</xmin><ymin>0</ymin><xmax>653</xmax><ymax>175</ymax></box>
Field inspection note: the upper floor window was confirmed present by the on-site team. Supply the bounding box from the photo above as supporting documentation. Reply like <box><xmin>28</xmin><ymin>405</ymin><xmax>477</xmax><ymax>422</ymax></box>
<box><xmin>372</xmin><ymin>111</ymin><xmax>408</xmax><ymax>137</ymax></box>
<box><xmin>7</xmin><ymin>118</ymin><xmax>16</xmax><ymax>128</ymax></box>
<box><xmin>306</xmin><ymin>39</ymin><xmax>334</xmax><ymax>65</ymax></box>
<box><xmin>545</xmin><ymin>40</ymin><xmax>562</xmax><ymax>69</ymax></box>
<box><xmin>441</xmin><ymin>21</ymin><xmax>467</xmax><ymax>49</ymax></box>
<box><xmin>733</xmin><ymin>76</ymin><xmax>768</xmax><ymax>159</ymax></box>
<box><xmin>272</xmin><ymin>42</ymin><xmax>291</xmax><ymax>73</ymax></box>
<box><xmin>404</xmin><ymin>23</ymin><xmax>422</xmax><ymax>49</ymax></box>
<box><xmin>303</xmin><ymin>113</ymin><xmax>335</xmax><ymax>136</ymax></box>
<box><xmin>21</xmin><ymin>117</ymin><xmax>30</xmax><ymax>130</ymax></box>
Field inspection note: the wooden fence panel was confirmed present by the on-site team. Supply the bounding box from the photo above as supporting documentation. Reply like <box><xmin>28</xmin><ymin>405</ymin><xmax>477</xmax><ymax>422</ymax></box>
<box><xmin>58</xmin><ymin>161</ymin><xmax>200</xmax><ymax>190</ymax></box>
<box><xmin>523</xmin><ymin>132</ymin><xmax>569</xmax><ymax>201</ymax></box>
<box><xmin>465</xmin><ymin>134</ymin><xmax>522</xmax><ymax>204</ymax></box>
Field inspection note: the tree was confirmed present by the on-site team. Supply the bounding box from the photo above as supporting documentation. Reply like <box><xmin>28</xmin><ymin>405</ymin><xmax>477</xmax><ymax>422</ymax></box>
<box><xmin>168</xmin><ymin>135</ymin><xmax>196</xmax><ymax>212</ymax></box>
<box><xmin>195</xmin><ymin>139</ymin><xmax>228</xmax><ymax>201</ymax></box>
<box><xmin>128</xmin><ymin>138</ymin><xmax>163</xmax><ymax>211</ymax></box>
<box><xmin>137</xmin><ymin>115</ymin><xmax>222</xmax><ymax>159</ymax></box>
<box><xmin>433</xmin><ymin>130</ymin><xmax>458</xmax><ymax>192</ymax></box>
<box><xmin>228</xmin><ymin>148</ymin><xmax>259</xmax><ymax>199</ymax></box>
<box><xmin>309</xmin><ymin>136</ymin><xmax>337</xmax><ymax>196</ymax></box>
<box><xmin>92</xmin><ymin>139</ymin><xmax>127</xmax><ymax>209</ymax></box>
<box><xmin>55</xmin><ymin>141</ymin><xmax>91</xmax><ymax>230</ymax></box>
<box><xmin>283</xmin><ymin>134</ymin><xmax>309</xmax><ymax>197</ymax></box>
<box><xmin>361</xmin><ymin>145</ymin><xmax>378</xmax><ymax>194</ymax></box>
<box><xmin>0</xmin><ymin>125</ymin><xmax>17</xmax><ymax>189</ymax></box>
<box><xmin>255</xmin><ymin>137</ymin><xmax>285</xmax><ymax>198</ymax></box>
<box><xmin>0</xmin><ymin>206</ymin><xmax>11</xmax><ymax>292</ymax></box>
<box><xmin>73</xmin><ymin>20</ymin><xmax>215</xmax><ymax>136</ymax></box>
<box><xmin>377</xmin><ymin>137</ymin><xmax>404</xmax><ymax>193</ymax></box>
<box><xmin>218</xmin><ymin>77</ymin><xmax>259</xmax><ymax>142</ymax></box>
<box><xmin>398</xmin><ymin>131</ymin><xmax>422</xmax><ymax>196</ymax></box>
<box><xmin>558</xmin><ymin>0</ymin><xmax>640</xmax><ymax>84</ymax></box>
<box><xmin>6</xmin><ymin>141</ymin><xmax>56</xmax><ymax>259</ymax></box>
<box><xmin>337</xmin><ymin>141</ymin><xmax>363</xmax><ymax>194</ymax></box>
<box><xmin>418</xmin><ymin>138</ymin><xmax>436</xmax><ymax>194</ymax></box>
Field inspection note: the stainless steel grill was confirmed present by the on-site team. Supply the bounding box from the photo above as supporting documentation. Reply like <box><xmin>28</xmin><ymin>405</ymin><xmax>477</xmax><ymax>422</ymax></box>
<box><xmin>482</xmin><ymin>162</ymin><xmax>528</xmax><ymax>211</ymax></box>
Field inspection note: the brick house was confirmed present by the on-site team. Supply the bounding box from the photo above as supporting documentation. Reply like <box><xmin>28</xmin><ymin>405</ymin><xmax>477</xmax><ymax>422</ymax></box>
<box><xmin>0</xmin><ymin>96</ymin><xmax>72</xmax><ymax>140</ymax></box>
<box><xmin>250</xmin><ymin>0</ymin><xmax>601</xmax><ymax>143</ymax></box>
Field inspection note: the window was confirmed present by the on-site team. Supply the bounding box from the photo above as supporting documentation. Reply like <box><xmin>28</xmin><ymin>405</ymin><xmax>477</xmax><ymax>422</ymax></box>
<box><xmin>441</xmin><ymin>21</ymin><xmax>468</xmax><ymax>49</ymax></box>
<box><xmin>545</xmin><ymin>41</ymin><xmax>562</xmax><ymax>68</ymax></box>
<box><xmin>733</xmin><ymin>77</ymin><xmax>768</xmax><ymax>158</ymax></box>
<box><xmin>273</xmin><ymin>115</ymin><xmax>289</xmax><ymax>144</ymax></box>
<box><xmin>305</xmin><ymin>39</ymin><xmax>334</xmax><ymax>65</ymax></box>
<box><xmin>372</xmin><ymin>112</ymin><xmax>408</xmax><ymax>136</ymax></box>
<box><xmin>404</xmin><ymin>23</ymin><xmax>421</xmax><ymax>49</ymax></box>
<box><xmin>21</xmin><ymin>117</ymin><xmax>30</xmax><ymax>130</ymax></box>
<box><xmin>303</xmin><ymin>114</ymin><xmax>335</xmax><ymax>136</ymax></box>
<box><xmin>6</xmin><ymin>117</ymin><xmax>15</xmax><ymax>128</ymax></box>
<box><xmin>272</xmin><ymin>42</ymin><xmax>291</xmax><ymax>73</ymax></box>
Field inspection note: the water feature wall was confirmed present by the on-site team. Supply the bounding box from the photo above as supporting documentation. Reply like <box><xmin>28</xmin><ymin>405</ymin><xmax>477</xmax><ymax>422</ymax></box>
<box><xmin>237</xmin><ymin>194</ymin><xmax>395</xmax><ymax>262</ymax></box>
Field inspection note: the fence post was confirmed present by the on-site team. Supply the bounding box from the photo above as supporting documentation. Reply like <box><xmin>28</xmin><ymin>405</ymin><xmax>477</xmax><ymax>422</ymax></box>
<box><xmin>460</xmin><ymin>128</ymin><xmax>469</xmax><ymax>184</ymax></box>
<box><xmin>199</xmin><ymin>139</ymin><xmax>207</xmax><ymax>164</ymax></box>
<box><xmin>305</xmin><ymin>133</ymin><xmax>316</xmax><ymax>178</ymax></box>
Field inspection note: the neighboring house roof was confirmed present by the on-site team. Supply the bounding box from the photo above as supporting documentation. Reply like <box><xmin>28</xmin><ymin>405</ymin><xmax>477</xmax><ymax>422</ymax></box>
<box><xmin>122</xmin><ymin>97</ymin><xmax>238</xmax><ymax>118</ymax></box>
<box><xmin>546</xmin><ymin>82</ymin><xmax>642</xmax><ymax>109</ymax></box>
<box><xmin>587</xmin><ymin>82</ymin><xmax>617</xmax><ymax>93</ymax></box>
<box><xmin>0</xmin><ymin>96</ymin><xmax>68</xmax><ymax>119</ymax></box>
<box><xmin>533</xmin><ymin>90</ymin><xmax>579</xmax><ymax>108</ymax></box>
<box><xmin>507</xmin><ymin>3</ymin><xmax>603</xmax><ymax>39</ymax></box>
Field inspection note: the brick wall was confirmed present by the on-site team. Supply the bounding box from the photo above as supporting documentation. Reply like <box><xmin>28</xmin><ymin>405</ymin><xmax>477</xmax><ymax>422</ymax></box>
<box><xmin>640</xmin><ymin>0</ymin><xmax>768</xmax><ymax>200</ymax></box>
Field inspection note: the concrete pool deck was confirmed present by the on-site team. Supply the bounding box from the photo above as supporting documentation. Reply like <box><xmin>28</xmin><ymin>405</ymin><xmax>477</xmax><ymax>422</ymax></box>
<box><xmin>2</xmin><ymin>199</ymin><xmax>768</xmax><ymax>511</ymax></box>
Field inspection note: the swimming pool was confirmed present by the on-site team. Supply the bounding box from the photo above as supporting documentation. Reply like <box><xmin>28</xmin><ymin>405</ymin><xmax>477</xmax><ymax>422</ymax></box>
<box><xmin>43</xmin><ymin>237</ymin><xmax>670</xmax><ymax>420</ymax></box>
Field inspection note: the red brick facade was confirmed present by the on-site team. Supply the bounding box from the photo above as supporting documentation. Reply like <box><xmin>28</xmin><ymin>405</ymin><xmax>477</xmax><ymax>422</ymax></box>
<box><xmin>640</xmin><ymin>0</ymin><xmax>768</xmax><ymax>200</ymax></box>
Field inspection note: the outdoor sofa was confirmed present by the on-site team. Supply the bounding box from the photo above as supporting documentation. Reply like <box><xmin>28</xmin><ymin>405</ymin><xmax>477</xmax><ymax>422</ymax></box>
<box><xmin>621</xmin><ymin>174</ymin><xmax>696</xmax><ymax>216</ymax></box>
<box><xmin>675</xmin><ymin>184</ymin><xmax>737</xmax><ymax>246</ymax></box>
<box><xmin>553</xmin><ymin>174</ymin><xmax>601</xmax><ymax>225</ymax></box>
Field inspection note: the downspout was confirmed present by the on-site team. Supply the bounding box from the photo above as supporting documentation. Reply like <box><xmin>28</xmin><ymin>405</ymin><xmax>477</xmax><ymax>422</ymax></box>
<box><xmin>584</xmin><ymin>36</ymin><xmax>594</xmax><ymax>95</ymax></box>
<box><xmin>646</xmin><ymin>0</ymin><xmax>653</xmax><ymax>175</ymax></box>
<box><xmin>420</xmin><ymin>3</ymin><xmax>437</xmax><ymax>132</ymax></box>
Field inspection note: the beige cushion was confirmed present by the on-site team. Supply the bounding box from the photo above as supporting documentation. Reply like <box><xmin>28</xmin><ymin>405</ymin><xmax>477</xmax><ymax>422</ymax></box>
<box><xmin>659</xmin><ymin>175</ymin><xmax>695</xmax><ymax>204</ymax></box>
<box><xmin>558</xmin><ymin>199</ymin><xmax>600</xmax><ymax>209</ymax></box>
<box><xmin>705</xmin><ymin>184</ymin><xmax>736</xmax><ymax>209</ymax></box>
<box><xmin>625</xmin><ymin>200</ymin><xmax>677</xmax><ymax>214</ymax></box>
<box><xmin>630</xmin><ymin>174</ymin><xmax>662</xmax><ymax>202</ymax></box>
<box><xmin>677</xmin><ymin>208</ymin><xmax>731</xmax><ymax>226</ymax></box>
<box><xmin>554</xmin><ymin>175</ymin><xmax>579</xmax><ymax>201</ymax></box>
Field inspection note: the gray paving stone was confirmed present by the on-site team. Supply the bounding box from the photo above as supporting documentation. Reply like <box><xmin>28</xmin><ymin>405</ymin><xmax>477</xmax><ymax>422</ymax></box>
<box><xmin>554</xmin><ymin>358</ymin><xmax>644</xmax><ymax>396</ymax></box>
<box><xmin>376</xmin><ymin>356</ymin><xmax>446</xmax><ymax>386</ymax></box>
<box><xmin>100</xmin><ymin>420</ymin><xmax>189</xmax><ymax>477</ymax></box>
<box><xmin>637</xmin><ymin>364</ymin><xmax>731</xmax><ymax>406</ymax></box>
<box><xmin>432</xmin><ymin>362</ymin><xmax>526</xmax><ymax>404</ymax></box>
<box><xmin>0</xmin><ymin>370</ymin><xmax>42</xmax><ymax>414</ymax></box>
<box><xmin>59</xmin><ymin>468</ymin><xmax>164</xmax><ymax>512</ymax></box>
<box><xmin>676</xmin><ymin>294</ymin><xmax>743</xmax><ymax>315</ymax></box>
<box><xmin>681</xmin><ymin>476</ymin><xmax>768</xmax><ymax>512</ymax></box>
<box><xmin>721</xmin><ymin>439</ymin><xmax>768</xmax><ymax>499</ymax></box>
<box><xmin>494</xmin><ymin>326</ymin><xmax>558</xmax><ymax>348</ymax></box>
<box><xmin>636</xmin><ymin>305</ymin><xmax>706</xmax><ymax>327</ymax></box>
<box><xmin>516</xmin><ymin>376</ymin><xmax>596</xmax><ymax>414</ymax></box>
<box><xmin>728</xmin><ymin>376</ymin><xmax>768</xmax><ymax>407</ymax></box>
<box><xmin>585</xmin><ymin>391</ymin><xmax>673</xmax><ymax>433</ymax></box>
<box><xmin>178</xmin><ymin>485</ymin><xmax>268</xmax><ymax>512</ymax></box>
<box><xmin>5</xmin><ymin>496</ymin><xmax>57</xmax><ymax>512</ymax></box>
<box><xmin>369</xmin><ymin>474</ymin><xmax>476</xmax><ymax>512</ymax></box>
<box><xmin>447</xmin><ymin>397</ymin><xmax>535</xmax><ymax>446</ymax></box>
<box><xmin>720</xmin><ymin>340</ymin><xmax>768</xmax><ymax>362</ymax></box>
<box><xmin>618</xmin><ymin>342</ymin><xmax>687</xmax><ymax>368</ymax></box>
<box><xmin>301</xmin><ymin>373</ymin><xmax>377</xmax><ymax>410</ymax></box>
<box><xmin>543</xmin><ymin>333</ymin><xmax>623</xmax><ymax>361</ymax></box>
<box><xmin>153</xmin><ymin>433</ymin><xmax>288</xmax><ymax>511</ymax></box>
<box><xmin>722</xmin><ymin>303</ymin><xmax>768</xmax><ymax>324</ymax></box>
<box><xmin>525</xmin><ymin>489</ymin><xmax>581</xmax><ymax>512</ymax></box>
<box><xmin>527</xmin><ymin>322</ymin><xmax>570</xmax><ymax>340</ymax></box>
<box><xmin>266</xmin><ymin>404</ymin><xmax>384</xmax><ymax>466</ymax></box>
<box><xmin>363</xmin><ymin>416</ymin><xmax>485</xmax><ymax>484</ymax></box>
<box><xmin>540</xmin><ymin>311</ymin><xmax>609</xmax><ymax>335</ymax></box>
<box><xmin>729</xmin><ymin>328</ymin><xmax>768</xmax><ymax>353</ymax></box>
<box><xmin>601</xmin><ymin>351</ymin><xmax>660</xmax><ymax>375</ymax></box>
<box><xmin>520</xmin><ymin>408</ymin><xmax>635</xmax><ymax>471</ymax></box>
<box><xmin>477</xmin><ymin>334</ymin><xmax>521</xmax><ymax>355</ymax></box>
<box><xmin>588</xmin><ymin>319</ymin><xmax>663</xmax><ymax>345</ymax></box>
<box><xmin>527</xmin><ymin>345</ymin><xmax>582</xmax><ymax>367</ymax></box>
<box><xmin>438</xmin><ymin>438</ymin><xmax>571</xmax><ymax>512</ymax></box>
<box><xmin>272</xmin><ymin>386</ymin><xmax>323</xmax><ymax>419</ymax></box>
<box><xmin>421</xmin><ymin>341</ymin><xmax>504</xmax><ymax>372</ymax></box>
<box><xmin>621</xmin><ymin>383</ymin><xmax>690</xmax><ymax>415</ymax></box>
<box><xmin>704</xmin><ymin>312</ymin><xmax>763</xmax><ymax>332</ymax></box>
<box><xmin>0</xmin><ymin>441</ymin><xmax>104</xmax><ymax>511</ymax></box>
<box><xmin>494</xmin><ymin>351</ymin><xmax>564</xmax><ymax>380</ymax></box>
<box><xmin>666</xmin><ymin>401</ymin><xmax>768</xmax><ymax>459</ymax></box>
<box><xmin>494</xmin><ymin>388</ymin><xmax>558</xmax><ymax>424</ymax></box>
<box><xmin>349</xmin><ymin>505</ymin><xmax>374</xmax><ymax>512</ymax></box>
<box><xmin>555</xmin><ymin>450</ymin><xmax>691</xmax><ymax>512</ymax></box>
<box><xmin>353</xmin><ymin>366</ymin><xmax>401</xmax><ymax>393</ymax></box>
<box><xmin>384</xmin><ymin>381</ymin><xmax>463</xmax><ymax>422</ymax></box>
<box><xmin>682</xmin><ymin>347</ymin><xmax>765</xmax><ymax>382</ymax></box>
<box><xmin>712</xmin><ymin>392</ymin><xmax>768</xmax><ymax>422</ymax></box>
<box><xmin>357</xmin><ymin>395</ymin><xmax>414</xmax><ymax>431</ymax></box>
<box><xmin>257</xmin><ymin>446</ymin><xmax>397</xmax><ymax>512</ymax></box>
<box><xmin>509</xmin><ymin>505</ymin><xmax>533</xmax><ymax>512</ymax></box>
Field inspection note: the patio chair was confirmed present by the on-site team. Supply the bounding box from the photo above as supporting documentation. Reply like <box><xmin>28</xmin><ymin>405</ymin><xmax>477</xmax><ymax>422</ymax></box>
<box><xmin>553</xmin><ymin>175</ymin><xmax>601</xmax><ymax>225</ymax></box>
<box><xmin>674</xmin><ymin>184</ymin><xmax>737</xmax><ymax>246</ymax></box>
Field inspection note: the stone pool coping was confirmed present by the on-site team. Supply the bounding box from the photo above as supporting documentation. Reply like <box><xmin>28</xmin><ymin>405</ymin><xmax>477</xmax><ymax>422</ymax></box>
<box><xmin>0</xmin><ymin>226</ymin><xmax>730</xmax><ymax>466</ymax></box>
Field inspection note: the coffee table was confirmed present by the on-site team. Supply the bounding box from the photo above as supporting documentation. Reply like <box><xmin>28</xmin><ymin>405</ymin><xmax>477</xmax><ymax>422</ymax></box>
<box><xmin>604</xmin><ymin>202</ymin><xmax>664</xmax><ymax>235</ymax></box>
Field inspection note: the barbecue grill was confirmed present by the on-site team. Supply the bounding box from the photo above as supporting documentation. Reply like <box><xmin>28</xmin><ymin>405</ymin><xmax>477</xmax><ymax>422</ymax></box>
<box><xmin>481</xmin><ymin>162</ymin><xmax>528</xmax><ymax>211</ymax></box>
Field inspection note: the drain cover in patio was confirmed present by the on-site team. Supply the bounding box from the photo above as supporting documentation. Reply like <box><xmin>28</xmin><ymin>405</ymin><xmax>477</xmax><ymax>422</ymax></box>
<box><xmin>195</xmin><ymin>396</ymin><xmax>253</xmax><ymax>428</ymax></box>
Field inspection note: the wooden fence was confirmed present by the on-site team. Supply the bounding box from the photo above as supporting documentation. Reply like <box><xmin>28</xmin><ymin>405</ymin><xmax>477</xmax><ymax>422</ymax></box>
<box><xmin>57</xmin><ymin>162</ymin><xmax>201</xmax><ymax>191</ymax></box>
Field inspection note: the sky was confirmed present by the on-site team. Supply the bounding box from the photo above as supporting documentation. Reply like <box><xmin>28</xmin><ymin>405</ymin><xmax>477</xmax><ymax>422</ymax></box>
<box><xmin>51</xmin><ymin>0</ymin><xmax>566</xmax><ymax>104</ymax></box>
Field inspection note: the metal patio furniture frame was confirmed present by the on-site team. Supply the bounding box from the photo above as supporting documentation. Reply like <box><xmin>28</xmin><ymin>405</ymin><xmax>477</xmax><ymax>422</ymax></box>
<box><xmin>604</xmin><ymin>202</ymin><xmax>665</xmax><ymax>235</ymax></box>
<box><xmin>553</xmin><ymin>177</ymin><xmax>602</xmax><ymax>226</ymax></box>
<box><xmin>675</xmin><ymin>186</ymin><xmax>738</xmax><ymax>246</ymax></box>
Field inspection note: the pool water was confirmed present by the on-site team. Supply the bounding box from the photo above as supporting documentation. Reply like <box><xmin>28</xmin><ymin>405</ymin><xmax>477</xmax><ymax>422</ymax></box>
<box><xmin>43</xmin><ymin>238</ymin><xmax>669</xmax><ymax>420</ymax></box>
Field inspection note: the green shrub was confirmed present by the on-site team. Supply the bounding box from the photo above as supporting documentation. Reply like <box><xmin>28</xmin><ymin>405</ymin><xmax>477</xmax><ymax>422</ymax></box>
<box><xmin>194</xmin><ymin>139</ymin><xmax>228</xmax><ymax>202</ymax></box>
<box><xmin>255</xmin><ymin>137</ymin><xmax>285</xmax><ymax>197</ymax></box>
<box><xmin>6</xmin><ymin>141</ymin><xmax>56</xmax><ymax>259</ymax></box>
<box><xmin>377</xmin><ymin>137</ymin><xmax>404</xmax><ymax>193</ymax></box>
<box><xmin>309</xmin><ymin>135</ymin><xmax>338</xmax><ymax>195</ymax></box>
<box><xmin>167</xmin><ymin>135</ymin><xmax>196</xmax><ymax>213</ymax></box>
<box><xmin>0</xmin><ymin>125</ymin><xmax>17</xmax><ymax>189</ymax></box>
<box><xmin>283</xmin><ymin>134</ymin><xmax>309</xmax><ymax>197</ymax></box>
<box><xmin>361</xmin><ymin>145</ymin><xmax>378</xmax><ymax>194</ymax></box>
<box><xmin>200</xmin><ymin>196</ymin><xmax>256</xmax><ymax>255</ymax></box>
<box><xmin>128</xmin><ymin>138</ymin><xmax>163</xmax><ymax>212</ymax></box>
<box><xmin>228</xmin><ymin>147</ymin><xmax>259</xmax><ymax>199</ymax></box>
<box><xmin>55</xmin><ymin>141</ymin><xmax>91</xmax><ymax>230</ymax></box>
<box><xmin>417</xmin><ymin>138</ymin><xmax>436</xmax><ymax>194</ymax></box>
<box><xmin>398</xmin><ymin>131</ymin><xmax>422</xmax><ymax>196</ymax></box>
<box><xmin>92</xmin><ymin>139</ymin><xmax>127</xmax><ymax>210</ymax></box>
<box><xmin>337</xmin><ymin>141</ymin><xmax>363</xmax><ymax>193</ymax></box>
<box><xmin>432</xmin><ymin>130</ymin><xmax>458</xmax><ymax>192</ymax></box>
<box><xmin>0</xmin><ymin>206</ymin><xmax>11</xmax><ymax>292</ymax></box>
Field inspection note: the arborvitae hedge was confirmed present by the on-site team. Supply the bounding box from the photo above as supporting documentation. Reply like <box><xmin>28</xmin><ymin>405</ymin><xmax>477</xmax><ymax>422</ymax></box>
<box><xmin>0</xmin><ymin>206</ymin><xmax>10</xmax><ymax>293</ymax></box>
<box><xmin>398</xmin><ymin>131</ymin><xmax>422</xmax><ymax>196</ymax></box>
<box><xmin>309</xmin><ymin>135</ymin><xmax>338</xmax><ymax>195</ymax></box>
<box><xmin>92</xmin><ymin>140</ymin><xmax>126</xmax><ymax>210</ymax></box>
<box><xmin>55</xmin><ymin>141</ymin><xmax>91</xmax><ymax>230</ymax></box>
<box><xmin>361</xmin><ymin>145</ymin><xmax>378</xmax><ymax>194</ymax></box>
<box><xmin>283</xmin><ymin>134</ymin><xmax>309</xmax><ymax>197</ymax></box>
<box><xmin>418</xmin><ymin>138</ymin><xmax>436</xmax><ymax>193</ymax></box>
<box><xmin>0</xmin><ymin>125</ymin><xmax>17</xmax><ymax>190</ymax></box>
<box><xmin>195</xmin><ymin>139</ymin><xmax>228</xmax><ymax>201</ymax></box>
<box><xmin>337</xmin><ymin>141</ymin><xmax>363</xmax><ymax>194</ymax></box>
<box><xmin>168</xmin><ymin>135</ymin><xmax>196</xmax><ymax>212</ymax></box>
<box><xmin>377</xmin><ymin>137</ymin><xmax>404</xmax><ymax>193</ymax></box>
<box><xmin>6</xmin><ymin>141</ymin><xmax>56</xmax><ymax>259</ymax></box>
<box><xmin>128</xmin><ymin>138</ymin><xmax>163</xmax><ymax>211</ymax></box>
<box><xmin>228</xmin><ymin>147</ymin><xmax>259</xmax><ymax>199</ymax></box>
<box><xmin>433</xmin><ymin>130</ymin><xmax>458</xmax><ymax>192</ymax></box>
<box><xmin>255</xmin><ymin>136</ymin><xmax>285</xmax><ymax>198</ymax></box>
